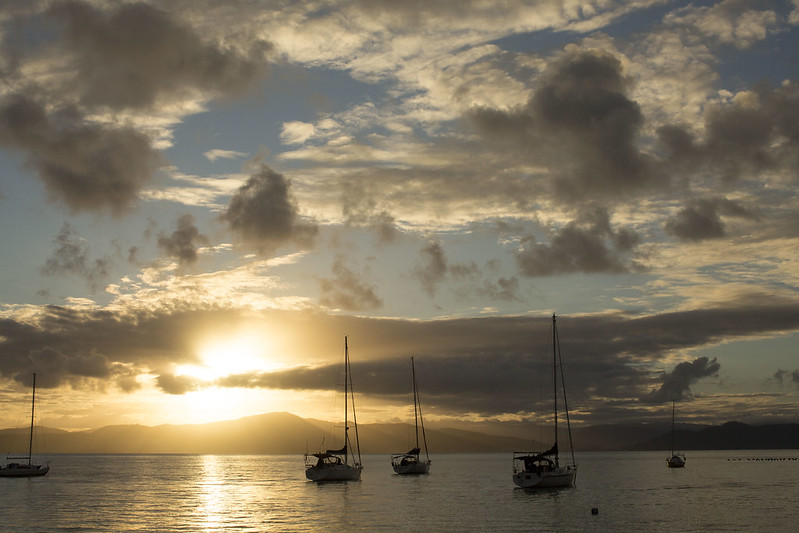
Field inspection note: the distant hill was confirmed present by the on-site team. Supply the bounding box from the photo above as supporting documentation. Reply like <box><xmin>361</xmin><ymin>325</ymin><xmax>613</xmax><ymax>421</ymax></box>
<box><xmin>630</xmin><ymin>421</ymin><xmax>799</xmax><ymax>451</ymax></box>
<box><xmin>571</xmin><ymin>422</ymin><xmax>710</xmax><ymax>451</ymax></box>
<box><xmin>0</xmin><ymin>412</ymin><xmax>533</xmax><ymax>455</ymax></box>
<box><xmin>1</xmin><ymin>414</ymin><xmax>796</xmax><ymax>454</ymax></box>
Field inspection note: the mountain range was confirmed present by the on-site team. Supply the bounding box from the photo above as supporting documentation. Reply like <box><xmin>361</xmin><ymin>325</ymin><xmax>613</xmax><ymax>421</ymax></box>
<box><xmin>1</xmin><ymin>413</ymin><xmax>797</xmax><ymax>455</ymax></box>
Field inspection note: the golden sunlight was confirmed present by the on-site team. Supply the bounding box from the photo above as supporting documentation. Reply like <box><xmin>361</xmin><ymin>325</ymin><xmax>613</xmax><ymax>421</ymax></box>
<box><xmin>178</xmin><ymin>330</ymin><xmax>282</xmax><ymax>380</ymax></box>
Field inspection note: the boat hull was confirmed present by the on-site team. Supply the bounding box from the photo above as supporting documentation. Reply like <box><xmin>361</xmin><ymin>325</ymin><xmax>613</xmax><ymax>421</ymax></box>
<box><xmin>667</xmin><ymin>454</ymin><xmax>686</xmax><ymax>468</ymax></box>
<box><xmin>305</xmin><ymin>463</ymin><xmax>362</xmax><ymax>482</ymax></box>
<box><xmin>513</xmin><ymin>466</ymin><xmax>576</xmax><ymax>489</ymax></box>
<box><xmin>0</xmin><ymin>464</ymin><xmax>49</xmax><ymax>477</ymax></box>
<box><xmin>392</xmin><ymin>460</ymin><xmax>430</xmax><ymax>475</ymax></box>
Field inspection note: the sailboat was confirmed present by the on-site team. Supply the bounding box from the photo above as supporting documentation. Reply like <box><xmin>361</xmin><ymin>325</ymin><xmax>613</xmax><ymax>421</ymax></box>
<box><xmin>305</xmin><ymin>336</ymin><xmax>363</xmax><ymax>481</ymax></box>
<box><xmin>0</xmin><ymin>373</ymin><xmax>50</xmax><ymax>477</ymax></box>
<box><xmin>667</xmin><ymin>399</ymin><xmax>686</xmax><ymax>468</ymax></box>
<box><xmin>513</xmin><ymin>313</ymin><xmax>577</xmax><ymax>489</ymax></box>
<box><xmin>391</xmin><ymin>357</ymin><xmax>431</xmax><ymax>475</ymax></box>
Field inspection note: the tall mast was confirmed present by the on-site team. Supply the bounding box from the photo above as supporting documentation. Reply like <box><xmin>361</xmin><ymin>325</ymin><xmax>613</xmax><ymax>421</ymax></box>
<box><xmin>412</xmin><ymin>357</ymin><xmax>419</xmax><ymax>450</ymax></box>
<box><xmin>28</xmin><ymin>373</ymin><xmax>36</xmax><ymax>466</ymax></box>
<box><xmin>552</xmin><ymin>314</ymin><xmax>558</xmax><ymax>460</ymax></box>
<box><xmin>344</xmin><ymin>336</ymin><xmax>349</xmax><ymax>466</ymax></box>
<box><xmin>671</xmin><ymin>400</ymin><xmax>676</xmax><ymax>455</ymax></box>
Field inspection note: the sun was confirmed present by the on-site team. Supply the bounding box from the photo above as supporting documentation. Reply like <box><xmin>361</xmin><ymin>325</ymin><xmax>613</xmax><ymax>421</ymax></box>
<box><xmin>176</xmin><ymin>330</ymin><xmax>281</xmax><ymax>381</ymax></box>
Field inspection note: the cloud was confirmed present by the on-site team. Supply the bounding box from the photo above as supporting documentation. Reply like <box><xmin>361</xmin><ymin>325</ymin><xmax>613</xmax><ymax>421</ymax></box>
<box><xmin>515</xmin><ymin>207</ymin><xmax>643</xmax><ymax>277</ymax></box>
<box><xmin>474</xmin><ymin>276</ymin><xmax>521</xmax><ymax>302</ymax></box>
<box><xmin>340</xmin><ymin>180</ymin><xmax>399</xmax><ymax>243</ymax></box>
<box><xmin>280</xmin><ymin>121</ymin><xmax>316</xmax><ymax>145</ymax></box>
<box><xmin>664</xmin><ymin>0</ymin><xmax>780</xmax><ymax>49</ymax></box>
<box><xmin>412</xmin><ymin>240</ymin><xmax>509</xmax><ymax>299</ymax></box>
<box><xmin>0</xmin><ymin>93</ymin><xmax>162</xmax><ymax>214</ymax></box>
<box><xmin>319</xmin><ymin>255</ymin><xmax>383</xmax><ymax>311</ymax></box>
<box><xmin>659</xmin><ymin>82</ymin><xmax>799</xmax><ymax>183</ymax></box>
<box><xmin>2</xmin><ymin>297</ymin><xmax>799</xmax><ymax>422</ymax></box>
<box><xmin>21</xmin><ymin>346</ymin><xmax>113</xmax><ymax>388</ymax></box>
<box><xmin>156</xmin><ymin>373</ymin><xmax>203</xmax><ymax>395</ymax></box>
<box><xmin>414</xmin><ymin>241</ymin><xmax>449</xmax><ymax>297</ymax></box>
<box><xmin>468</xmin><ymin>48</ymin><xmax>655</xmax><ymax>203</ymax></box>
<box><xmin>44</xmin><ymin>0</ymin><xmax>272</xmax><ymax>110</ymax></box>
<box><xmin>0</xmin><ymin>1</ymin><xmax>273</xmax><ymax>214</ymax></box>
<box><xmin>772</xmin><ymin>369</ymin><xmax>799</xmax><ymax>388</ymax></box>
<box><xmin>221</xmin><ymin>165</ymin><xmax>318</xmax><ymax>255</ymax></box>
<box><xmin>0</xmin><ymin>304</ymin><xmax>238</xmax><ymax>391</ymax></box>
<box><xmin>40</xmin><ymin>222</ymin><xmax>111</xmax><ymax>291</ymax></box>
<box><xmin>6</xmin><ymin>343</ymin><xmax>138</xmax><ymax>392</ymax></box>
<box><xmin>204</xmin><ymin>149</ymin><xmax>248</xmax><ymax>162</ymax></box>
<box><xmin>157</xmin><ymin>214</ymin><xmax>209</xmax><ymax>266</ymax></box>
<box><xmin>639</xmin><ymin>357</ymin><xmax>721</xmax><ymax>403</ymax></box>
<box><xmin>665</xmin><ymin>197</ymin><xmax>759</xmax><ymax>241</ymax></box>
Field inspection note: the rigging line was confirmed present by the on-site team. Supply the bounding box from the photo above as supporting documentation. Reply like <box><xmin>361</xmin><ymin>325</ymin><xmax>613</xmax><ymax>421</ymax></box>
<box><xmin>413</xmin><ymin>357</ymin><xmax>430</xmax><ymax>461</ymax></box>
<box><xmin>347</xmin><ymin>337</ymin><xmax>362</xmax><ymax>466</ymax></box>
<box><xmin>555</xmin><ymin>317</ymin><xmax>576</xmax><ymax>467</ymax></box>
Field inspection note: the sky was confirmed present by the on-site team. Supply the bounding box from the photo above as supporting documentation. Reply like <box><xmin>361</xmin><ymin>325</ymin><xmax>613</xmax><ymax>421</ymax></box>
<box><xmin>1</xmin><ymin>0</ymin><xmax>798</xmax><ymax>434</ymax></box>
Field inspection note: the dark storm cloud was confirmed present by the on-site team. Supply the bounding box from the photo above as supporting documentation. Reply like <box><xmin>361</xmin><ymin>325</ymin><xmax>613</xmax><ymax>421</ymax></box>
<box><xmin>664</xmin><ymin>197</ymin><xmax>759</xmax><ymax>241</ymax></box>
<box><xmin>468</xmin><ymin>48</ymin><xmax>654</xmax><ymax>203</ymax></box>
<box><xmin>0</xmin><ymin>93</ymin><xmax>161</xmax><ymax>214</ymax></box>
<box><xmin>3</xmin><ymin>298</ymin><xmax>799</xmax><ymax>422</ymax></box>
<box><xmin>639</xmin><ymin>356</ymin><xmax>721</xmax><ymax>404</ymax></box>
<box><xmin>23</xmin><ymin>347</ymin><xmax>112</xmax><ymax>389</ymax></box>
<box><xmin>0</xmin><ymin>0</ymin><xmax>272</xmax><ymax>214</ymax></box>
<box><xmin>319</xmin><ymin>255</ymin><xmax>383</xmax><ymax>311</ymax></box>
<box><xmin>217</xmin><ymin>363</ymin><xmax>341</xmax><ymax>392</ymax></box>
<box><xmin>45</xmin><ymin>0</ymin><xmax>272</xmax><ymax>110</ymax></box>
<box><xmin>157</xmin><ymin>214</ymin><xmax>209</xmax><ymax>266</ymax></box>
<box><xmin>0</xmin><ymin>304</ymin><xmax>252</xmax><ymax>390</ymax></box>
<box><xmin>221</xmin><ymin>165</ymin><xmax>318</xmax><ymax>255</ymax></box>
<box><xmin>658</xmin><ymin>81</ymin><xmax>799</xmax><ymax>184</ymax></box>
<box><xmin>205</xmin><ymin>299</ymin><xmax>799</xmax><ymax>420</ymax></box>
<box><xmin>515</xmin><ymin>207</ymin><xmax>644</xmax><ymax>277</ymax></box>
<box><xmin>40</xmin><ymin>222</ymin><xmax>111</xmax><ymax>291</ymax></box>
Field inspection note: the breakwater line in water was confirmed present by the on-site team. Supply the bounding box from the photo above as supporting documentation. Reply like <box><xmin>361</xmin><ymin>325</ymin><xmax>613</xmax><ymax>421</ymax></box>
<box><xmin>726</xmin><ymin>456</ymin><xmax>799</xmax><ymax>461</ymax></box>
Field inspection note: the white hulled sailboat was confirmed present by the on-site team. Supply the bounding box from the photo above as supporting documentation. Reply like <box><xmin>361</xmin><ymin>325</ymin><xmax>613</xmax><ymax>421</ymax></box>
<box><xmin>0</xmin><ymin>373</ymin><xmax>50</xmax><ymax>477</ymax></box>
<box><xmin>304</xmin><ymin>336</ymin><xmax>363</xmax><ymax>481</ymax></box>
<box><xmin>667</xmin><ymin>400</ymin><xmax>686</xmax><ymax>468</ymax></box>
<box><xmin>391</xmin><ymin>357</ymin><xmax>431</xmax><ymax>475</ymax></box>
<box><xmin>513</xmin><ymin>314</ymin><xmax>577</xmax><ymax>489</ymax></box>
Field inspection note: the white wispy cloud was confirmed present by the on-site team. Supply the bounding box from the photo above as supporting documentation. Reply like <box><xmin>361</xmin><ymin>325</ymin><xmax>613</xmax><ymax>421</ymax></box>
<box><xmin>204</xmin><ymin>149</ymin><xmax>249</xmax><ymax>161</ymax></box>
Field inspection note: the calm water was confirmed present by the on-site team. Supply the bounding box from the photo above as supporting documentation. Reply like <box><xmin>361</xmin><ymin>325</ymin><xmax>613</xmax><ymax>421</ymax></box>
<box><xmin>1</xmin><ymin>451</ymin><xmax>797</xmax><ymax>531</ymax></box>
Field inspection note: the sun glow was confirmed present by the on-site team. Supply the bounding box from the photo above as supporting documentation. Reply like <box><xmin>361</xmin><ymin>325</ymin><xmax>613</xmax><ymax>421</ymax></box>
<box><xmin>177</xmin><ymin>330</ymin><xmax>283</xmax><ymax>381</ymax></box>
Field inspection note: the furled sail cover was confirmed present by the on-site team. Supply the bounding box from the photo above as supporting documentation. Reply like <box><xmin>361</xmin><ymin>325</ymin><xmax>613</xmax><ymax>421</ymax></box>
<box><xmin>406</xmin><ymin>447</ymin><xmax>421</xmax><ymax>455</ymax></box>
<box><xmin>326</xmin><ymin>444</ymin><xmax>347</xmax><ymax>455</ymax></box>
<box><xmin>542</xmin><ymin>443</ymin><xmax>558</xmax><ymax>456</ymax></box>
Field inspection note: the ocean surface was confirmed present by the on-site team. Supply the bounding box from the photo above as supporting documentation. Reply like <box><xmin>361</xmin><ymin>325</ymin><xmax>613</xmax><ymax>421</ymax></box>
<box><xmin>1</xmin><ymin>450</ymin><xmax>797</xmax><ymax>532</ymax></box>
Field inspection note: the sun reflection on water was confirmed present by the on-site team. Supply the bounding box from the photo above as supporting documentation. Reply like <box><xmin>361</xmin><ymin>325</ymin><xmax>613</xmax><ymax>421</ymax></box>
<box><xmin>196</xmin><ymin>455</ymin><xmax>228</xmax><ymax>531</ymax></box>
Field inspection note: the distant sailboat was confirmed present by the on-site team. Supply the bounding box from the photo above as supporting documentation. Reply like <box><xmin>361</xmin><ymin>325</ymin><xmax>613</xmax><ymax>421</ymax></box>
<box><xmin>304</xmin><ymin>336</ymin><xmax>363</xmax><ymax>481</ymax></box>
<box><xmin>0</xmin><ymin>373</ymin><xmax>50</xmax><ymax>477</ymax></box>
<box><xmin>667</xmin><ymin>400</ymin><xmax>686</xmax><ymax>468</ymax></box>
<box><xmin>391</xmin><ymin>357</ymin><xmax>431</xmax><ymax>475</ymax></box>
<box><xmin>513</xmin><ymin>314</ymin><xmax>577</xmax><ymax>489</ymax></box>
